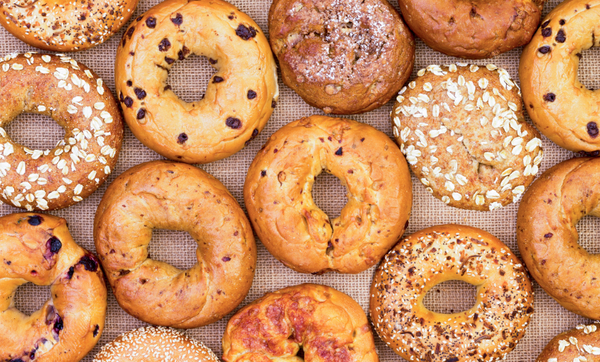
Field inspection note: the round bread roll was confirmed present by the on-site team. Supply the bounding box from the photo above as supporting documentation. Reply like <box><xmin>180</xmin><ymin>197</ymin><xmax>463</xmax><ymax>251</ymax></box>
<box><xmin>269</xmin><ymin>0</ymin><xmax>414</xmax><ymax>114</ymax></box>
<box><xmin>0</xmin><ymin>0</ymin><xmax>139</xmax><ymax>52</ymax></box>
<box><xmin>0</xmin><ymin>52</ymin><xmax>123</xmax><ymax>211</ymax></box>
<box><xmin>0</xmin><ymin>213</ymin><xmax>107</xmax><ymax>362</ymax></box>
<box><xmin>517</xmin><ymin>157</ymin><xmax>600</xmax><ymax>320</ymax></box>
<box><xmin>222</xmin><ymin>284</ymin><xmax>379</xmax><ymax>362</ymax></box>
<box><xmin>115</xmin><ymin>0</ymin><xmax>278</xmax><ymax>164</ymax></box>
<box><xmin>537</xmin><ymin>323</ymin><xmax>600</xmax><ymax>362</ymax></box>
<box><xmin>520</xmin><ymin>0</ymin><xmax>600</xmax><ymax>152</ymax></box>
<box><xmin>94</xmin><ymin>161</ymin><xmax>256</xmax><ymax>328</ymax></box>
<box><xmin>94</xmin><ymin>326</ymin><xmax>218</xmax><ymax>362</ymax></box>
<box><xmin>392</xmin><ymin>64</ymin><xmax>543</xmax><ymax>211</ymax></box>
<box><xmin>371</xmin><ymin>225</ymin><xmax>534</xmax><ymax>362</ymax></box>
<box><xmin>398</xmin><ymin>0</ymin><xmax>545</xmax><ymax>58</ymax></box>
<box><xmin>244</xmin><ymin>115</ymin><xmax>412</xmax><ymax>274</ymax></box>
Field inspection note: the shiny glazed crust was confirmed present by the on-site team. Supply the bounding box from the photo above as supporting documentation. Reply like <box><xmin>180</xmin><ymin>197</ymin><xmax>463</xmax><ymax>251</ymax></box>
<box><xmin>94</xmin><ymin>161</ymin><xmax>256</xmax><ymax>328</ymax></box>
<box><xmin>371</xmin><ymin>225</ymin><xmax>534</xmax><ymax>362</ymax></box>
<box><xmin>94</xmin><ymin>326</ymin><xmax>219</xmax><ymax>361</ymax></box>
<box><xmin>0</xmin><ymin>53</ymin><xmax>123</xmax><ymax>211</ymax></box>
<box><xmin>244</xmin><ymin>115</ymin><xmax>412</xmax><ymax>274</ymax></box>
<box><xmin>269</xmin><ymin>0</ymin><xmax>414</xmax><ymax>114</ymax></box>
<box><xmin>537</xmin><ymin>323</ymin><xmax>600</xmax><ymax>362</ymax></box>
<box><xmin>0</xmin><ymin>0</ymin><xmax>139</xmax><ymax>52</ymax></box>
<box><xmin>115</xmin><ymin>0</ymin><xmax>279</xmax><ymax>164</ymax></box>
<box><xmin>222</xmin><ymin>284</ymin><xmax>379</xmax><ymax>362</ymax></box>
<box><xmin>392</xmin><ymin>64</ymin><xmax>543</xmax><ymax>211</ymax></box>
<box><xmin>0</xmin><ymin>213</ymin><xmax>107</xmax><ymax>362</ymax></box>
<box><xmin>520</xmin><ymin>0</ymin><xmax>600</xmax><ymax>152</ymax></box>
<box><xmin>398</xmin><ymin>0</ymin><xmax>545</xmax><ymax>59</ymax></box>
<box><xmin>517</xmin><ymin>157</ymin><xmax>600</xmax><ymax>319</ymax></box>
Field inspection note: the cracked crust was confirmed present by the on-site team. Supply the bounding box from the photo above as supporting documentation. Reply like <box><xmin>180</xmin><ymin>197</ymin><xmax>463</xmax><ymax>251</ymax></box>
<box><xmin>398</xmin><ymin>0</ymin><xmax>545</xmax><ymax>59</ymax></box>
<box><xmin>392</xmin><ymin>64</ymin><xmax>543</xmax><ymax>211</ymax></box>
<box><xmin>517</xmin><ymin>157</ymin><xmax>600</xmax><ymax>320</ymax></box>
<box><xmin>537</xmin><ymin>322</ymin><xmax>600</xmax><ymax>362</ymax></box>
<box><xmin>269</xmin><ymin>0</ymin><xmax>414</xmax><ymax>114</ymax></box>
<box><xmin>243</xmin><ymin>115</ymin><xmax>412</xmax><ymax>274</ymax></box>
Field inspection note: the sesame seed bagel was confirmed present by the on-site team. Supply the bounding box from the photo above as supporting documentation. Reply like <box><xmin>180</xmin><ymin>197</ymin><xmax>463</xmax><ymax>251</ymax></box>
<box><xmin>520</xmin><ymin>0</ymin><xmax>600</xmax><ymax>152</ymax></box>
<box><xmin>94</xmin><ymin>326</ymin><xmax>219</xmax><ymax>362</ymax></box>
<box><xmin>392</xmin><ymin>64</ymin><xmax>543</xmax><ymax>211</ymax></box>
<box><xmin>244</xmin><ymin>115</ymin><xmax>412</xmax><ymax>274</ymax></box>
<box><xmin>517</xmin><ymin>157</ymin><xmax>600</xmax><ymax>320</ymax></box>
<box><xmin>0</xmin><ymin>53</ymin><xmax>123</xmax><ymax>211</ymax></box>
<box><xmin>537</xmin><ymin>322</ymin><xmax>600</xmax><ymax>362</ymax></box>
<box><xmin>222</xmin><ymin>283</ymin><xmax>379</xmax><ymax>362</ymax></box>
<box><xmin>268</xmin><ymin>0</ymin><xmax>415</xmax><ymax>114</ymax></box>
<box><xmin>0</xmin><ymin>213</ymin><xmax>107</xmax><ymax>362</ymax></box>
<box><xmin>0</xmin><ymin>0</ymin><xmax>139</xmax><ymax>52</ymax></box>
<box><xmin>115</xmin><ymin>0</ymin><xmax>278</xmax><ymax>164</ymax></box>
<box><xmin>94</xmin><ymin>161</ymin><xmax>256</xmax><ymax>328</ymax></box>
<box><xmin>370</xmin><ymin>225</ymin><xmax>534</xmax><ymax>362</ymax></box>
<box><xmin>398</xmin><ymin>0</ymin><xmax>545</xmax><ymax>59</ymax></box>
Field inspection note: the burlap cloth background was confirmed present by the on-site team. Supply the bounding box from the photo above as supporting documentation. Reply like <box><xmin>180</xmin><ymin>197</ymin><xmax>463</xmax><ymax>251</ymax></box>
<box><xmin>2</xmin><ymin>0</ymin><xmax>598</xmax><ymax>360</ymax></box>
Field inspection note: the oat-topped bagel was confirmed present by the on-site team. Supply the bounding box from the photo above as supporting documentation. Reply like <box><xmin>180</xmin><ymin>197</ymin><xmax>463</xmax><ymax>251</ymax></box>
<box><xmin>222</xmin><ymin>284</ymin><xmax>379</xmax><ymax>362</ymax></box>
<box><xmin>537</xmin><ymin>323</ymin><xmax>600</xmax><ymax>362</ymax></box>
<box><xmin>0</xmin><ymin>0</ymin><xmax>139</xmax><ymax>51</ymax></box>
<box><xmin>520</xmin><ymin>0</ymin><xmax>600</xmax><ymax>152</ymax></box>
<box><xmin>116</xmin><ymin>0</ymin><xmax>278</xmax><ymax>164</ymax></box>
<box><xmin>371</xmin><ymin>225</ymin><xmax>534</xmax><ymax>362</ymax></box>
<box><xmin>244</xmin><ymin>115</ymin><xmax>412</xmax><ymax>274</ymax></box>
<box><xmin>517</xmin><ymin>157</ymin><xmax>600</xmax><ymax>320</ymax></box>
<box><xmin>392</xmin><ymin>64</ymin><xmax>543</xmax><ymax>211</ymax></box>
<box><xmin>269</xmin><ymin>0</ymin><xmax>414</xmax><ymax>114</ymax></box>
<box><xmin>95</xmin><ymin>161</ymin><xmax>256</xmax><ymax>328</ymax></box>
<box><xmin>0</xmin><ymin>52</ymin><xmax>123</xmax><ymax>211</ymax></box>
<box><xmin>398</xmin><ymin>0</ymin><xmax>545</xmax><ymax>59</ymax></box>
<box><xmin>0</xmin><ymin>213</ymin><xmax>107</xmax><ymax>362</ymax></box>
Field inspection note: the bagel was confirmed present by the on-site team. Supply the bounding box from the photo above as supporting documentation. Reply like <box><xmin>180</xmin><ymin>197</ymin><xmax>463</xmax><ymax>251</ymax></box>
<box><xmin>537</xmin><ymin>322</ymin><xmax>600</xmax><ymax>362</ymax></box>
<box><xmin>520</xmin><ymin>0</ymin><xmax>600</xmax><ymax>152</ymax></box>
<box><xmin>244</xmin><ymin>115</ymin><xmax>412</xmax><ymax>274</ymax></box>
<box><xmin>398</xmin><ymin>0</ymin><xmax>545</xmax><ymax>58</ymax></box>
<box><xmin>517</xmin><ymin>157</ymin><xmax>600</xmax><ymax>319</ymax></box>
<box><xmin>371</xmin><ymin>225</ymin><xmax>534</xmax><ymax>362</ymax></box>
<box><xmin>222</xmin><ymin>283</ymin><xmax>379</xmax><ymax>362</ymax></box>
<box><xmin>0</xmin><ymin>0</ymin><xmax>139</xmax><ymax>52</ymax></box>
<box><xmin>94</xmin><ymin>326</ymin><xmax>219</xmax><ymax>362</ymax></box>
<box><xmin>0</xmin><ymin>52</ymin><xmax>123</xmax><ymax>211</ymax></box>
<box><xmin>268</xmin><ymin>0</ymin><xmax>415</xmax><ymax>114</ymax></box>
<box><xmin>115</xmin><ymin>0</ymin><xmax>278</xmax><ymax>164</ymax></box>
<box><xmin>94</xmin><ymin>161</ymin><xmax>256</xmax><ymax>328</ymax></box>
<box><xmin>0</xmin><ymin>213</ymin><xmax>107</xmax><ymax>362</ymax></box>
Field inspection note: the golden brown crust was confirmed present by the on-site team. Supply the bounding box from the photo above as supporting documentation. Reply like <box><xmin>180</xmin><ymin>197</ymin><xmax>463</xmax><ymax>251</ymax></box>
<box><xmin>244</xmin><ymin>115</ymin><xmax>412</xmax><ymax>274</ymax></box>
<box><xmin>94</xmin><ymin>326</ymin><xmax>219</xmax><ymax>362</ymax></box>
<box><xmin>0</xmin><ymin>0</ymin><xmax>139</xmax><ymax>52</ymax></box>
<box><xmin>115</xmin><ymin>0</ymin><xmax>278</xmax><ymax>164</ymax></box>
<box><xmin>520</xmin><ymin>0</ymin><xmax>600</xmax><ymax>152</ymax></box>
<box><xmin>398</xmin><ymin>0</ymin><xmax>545</xmax><ymax>59</ymax></box>
<box><xmin>0</xmin><ymin>213</ymin><xmax>107</xmax><ymax>362</ymax></box>
<box><xmin>517</xmin><ymin>157</ymin><xmax>600</xmax><ymax>320</ymax></box>
<box><xmin>537</xmin><ymin>323</ymin><xmax>600</xmax><ymax>362</ymax></box>
<box><xmin>371</xmin><ymin>225</ymin><xmax>534</xmax><ymax>362</ymax></box>
<box><xmin>392</xmin><ymin>64</ymin><xmax>543</xmax><ymax>211</ymax></box>
<box><xmin>0</xmin><ymin>53</ymin><xmax>123</xmax><ymax>211</ymax></box>
<box><xmin>268</xmin><ymin>0</ymin><xmax>414</xmax><ymax>114</ymax></box>
<box><xmin>222</xmin><ymin>284</ymin><xmax>379</xmax><ymax>362</ymax></box>
<box><xmin>94</xmin><ymin>161</ymin><xmax>256</xmax><ymax>328</ymax></box>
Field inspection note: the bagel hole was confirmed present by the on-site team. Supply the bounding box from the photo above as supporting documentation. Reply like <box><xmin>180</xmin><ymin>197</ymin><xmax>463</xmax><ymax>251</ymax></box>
<box><xmin>578</xmin><ymin>46</ymin><xmax>600</xmax><ymax>91</ymax></box>
<box><xmin>312</xmin><ymin>172</ymin><xmax>348</xmax><ymax>219</ymax></box>
<box><xmin>13</xmin><ymin>283</ymin><xmax>52</xmax><ymax>316</ymax></box>
<box><xmin>148</xmin><ymin>229</ymin><xmax>198</xmax><ymax>270</ymax></box>
<box><xmin>165</xmin><ymin>55</ymin><xmax>216</xmax><ymax>103</ymax></box>
<box><xmin>5</xmin><ymin>113</ymin><xmax>65</xmax><ymax>151</ymax></box>
<box><xmin>575</xmin><ymin>215</ymin><xmax>600</xmax><ymax>254</ymax></box>
<box><xmin>423</xmin><ymin>280</ymin><xmax>477</xmax><ymax>314</ymax></box>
